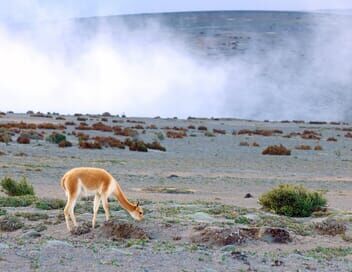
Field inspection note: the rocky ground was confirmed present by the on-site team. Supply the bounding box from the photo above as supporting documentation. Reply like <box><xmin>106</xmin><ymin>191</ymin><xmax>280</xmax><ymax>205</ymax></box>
<box><xmin>1</xmin><ymin>112</ymin><xmax>352</xmax><ymax>271</ymax></box>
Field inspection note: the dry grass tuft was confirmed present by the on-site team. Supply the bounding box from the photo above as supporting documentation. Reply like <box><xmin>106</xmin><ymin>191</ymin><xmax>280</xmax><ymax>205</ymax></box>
<box><xmin>301</xmin><ymin>130</ymin><xmax>321</xmax><ymax>140</ymax></box>
<box><xmin>262</xmin><ymin>144</ymin><xmax>291</xmax><ymax>155</ymax></box>
<box><xmin>79</xmin><ymin>141</ymin><xmax>102</xmax><ymax>149</ymax></box>
<box><xmin>314</xmin><ymin>145</ymin><xmax>323</xmax><ymax>151</ymax></box>
<box><xmin>166</xmin><ymin>130</ymin><xmax>186</xmax><ymax>139</ymax></box>
<box><xmin>92</xmin><ymin>136</ymin><xmax>125</xmax><ymax>149</ymax></box>
<box><xmin>295</xmin><ymin>145</ymin><xmax>311</xmax><ymax>150</ymax></box>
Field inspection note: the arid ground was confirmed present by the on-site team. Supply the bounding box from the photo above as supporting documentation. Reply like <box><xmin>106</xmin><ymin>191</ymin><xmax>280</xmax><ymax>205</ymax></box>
<box><xmin>1</xmin><ymin>112</ymin><xmax>352</xmax><ymax>271</ymax></box>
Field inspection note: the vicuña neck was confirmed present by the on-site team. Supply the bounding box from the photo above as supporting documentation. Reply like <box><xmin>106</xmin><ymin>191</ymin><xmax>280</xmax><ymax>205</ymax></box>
<box><xmin>113</xmin><ymin>182</ymin><xmax>135</xmax><ymax>212</ymax></box>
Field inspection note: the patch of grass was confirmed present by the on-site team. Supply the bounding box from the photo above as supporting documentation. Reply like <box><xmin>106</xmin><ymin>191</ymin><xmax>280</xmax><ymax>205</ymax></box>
<box><xmin>1</xmin><ymin>177</ymin><xmax>35</xmax><ymax>196</ymax></box>
<box><xmin>142</xmin><ymin>186</ymin><xmax>194</xmax><ymax>194</ymax></box>
<box><xmin>303</xmin><ymin>246</ymin><xmax>352</xmax><ymax>260</ymax></box>
<box><xmin>234</xmin><ymin>215</ymin><xmax>251</xmax><ymax>225</ymax></box>
<box><xmin>259</xmin><ymin>184</ymin><xmax>327</xmax><ymax>217</ymax></box>
<box><xmin>15</xmin><ymin>212</ymin><xmax>49</xmax><ymax>221</ymax></box>
<box><xmin>158</xmin><ymin>206</ymin><xmax>182</xmax><ymax>217</ymax></box>
<box><xmin>0</xmin><ymin>215</ymin><xmax>24</xmax><ymax>231</ymax></box>
<box><xmin>0</xmin><ymin>208</ymin><xmax>7</xmax><ymax>216</ymax></box>
<box><xmin>207</xmin><ymin>204</ymin><xmax>239</xmax><ymax>219</ymax></box>
<box><xmin>254</xmin><ymin>215</ymin><xmax>313</xmax><ymax>236</ymax></box>
<box><xmin>0</xmin><ymin>195</ymin><xmax>37</xmax><ymax>207</ymax></box>
<box><xmin>35</xmin><ymin>198</ymin><xmax>66</xmax><ymax>210</ymax></box>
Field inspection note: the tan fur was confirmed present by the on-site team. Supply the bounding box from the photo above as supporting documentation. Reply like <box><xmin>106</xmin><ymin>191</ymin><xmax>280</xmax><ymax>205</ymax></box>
<box><xmin>61</xmin><ymin>167</ymin><xmax>143</xmax><ymax>231</ymax></box>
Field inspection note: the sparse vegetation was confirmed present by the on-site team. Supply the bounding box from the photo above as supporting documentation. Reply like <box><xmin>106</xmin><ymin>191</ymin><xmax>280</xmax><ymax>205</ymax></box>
<box><xmin>259</xmin><ymin>184</ymin><xmax>327</xmax><ymax>217</ymax></box>
<box><xmin>35</xmin><ymin>198</ymin><xmax>66</xmax><ymax>210</ymax></box>
<box><xmin>0</xmin><ymin>215</ymin><xmax>24</xmax><ymax>231</ymax></box>
<box><xmin>0</xmin><ymin>195</ymin><xmax>37</xmax><ymax>207</ymax></box>
<box><xmin>0</xmin><ymin>177</ymin><xmax>35</xmax><ymax>196</ymax></box>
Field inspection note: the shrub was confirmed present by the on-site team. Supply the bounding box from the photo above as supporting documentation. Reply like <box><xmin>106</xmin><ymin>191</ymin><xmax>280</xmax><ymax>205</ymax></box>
<box><xmin>0</xmin><ymin>177</ymin><xmax>35</xmax><ymax>196</ymax></box>
<box><xmin>46</xmin><ymin>132</ymin><xmax>66</xmax><ymax>144</ymax></box>
<box><xmin>166</xmin><ymin>130</ymin><xmax>186</xmax><ymax>139</ymax></box>
<box><xmin>58</xmin><ymin>140</ymin><xmax>72</xmax><ymax>148</ymax></box>
<box><xmin>35</xmin><ymin>198</ymin><xmax>66</xmax><ymax>210</ymax></box>
<box><xmin>19</xmin><ymin>130</ymin><xmax>43</xmax><ymax>140</ymax></box>
<box><xmin>0</xmin><ymin>195</ymin><xmax>37</xmax><ymax>207</ymax></box>
<box><xmin>327</xmin><ymin>137</ymin><xmax>337</xmax><ymax>142</ymax></box>
<box><xmin>92</xmin><ymin>122</ymin><xmax>113</xmax><ymax>132</ymax></box>
<box><xmin>259</xmin><ymin>184</ymin><xmax>327</xmax><ymax>217</ymax></box>
<box><xmin>213</xmin><ymin>129</ymin><xmax>226</xmax><ymax>135</ymax></box>
<box><xmin>146</xmin><ymin>141</ymin><xmax>166</xmax><ymax>152</ymax></box>
<box><xmin>262</xmin><ymin>144</ymin><xmax>291</xmax><ymax>155</ymax></box>
<box><xmin>155</xmin><ymin>132</ymin><xmax>165</xmax><ymax>141</ymax></box>
<box><xmin>17</xmin><ymin>136</ymin><xmax>30</xmax><ymax>144</ymax></box>
<box><xmin>92</xmin><ymin>136</ymin><xmax>125</xmax><ymax>149</ymax></box>
<box><xmin>125</xmin><ymin>139</ymin><xmax>148</xmax><ymax>152</ymax></box>
<box><xmin>295</xmin><ymin>145</ymin><xmax>311</xmax><ymax>150</ymax></box>
<box><xmin>0</xmin><ymin>215</ymin><xmax>24</xmax><ymax>231</ymax></box>
<box><xmin>79</xmin><ymin>141</ymin><xmax>102</xmax><ymax>149</ymax></box>
<box><xmin>314</xmin><ymin>145</ymin><xmax>323</xmax><ymax>151</ymax></box>
<box><xmin>198</xmin><ymin>126</ymin><xmax>208</xmax><ymax>131</ymax></box>
<box><xmin>37</xmin><ymin>123</ymin><xmax>65</xmax><ymax>130</ymax></box>
<box><xmin>0</xmin><ymin>129</ymin><xmax>12</xmax><ymax>143</ymax></box>
<box><xmin>301</xmin><ymin>130</ymin><xmax>321</xmax><ymax>140</ymax></box>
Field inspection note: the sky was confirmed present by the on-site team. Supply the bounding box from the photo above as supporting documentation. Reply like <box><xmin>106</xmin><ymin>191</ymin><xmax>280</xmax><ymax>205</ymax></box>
<box><xmin>0</xmin><ymin>0</ymin><xmax>352</xmax><ymax>23</ymax></box>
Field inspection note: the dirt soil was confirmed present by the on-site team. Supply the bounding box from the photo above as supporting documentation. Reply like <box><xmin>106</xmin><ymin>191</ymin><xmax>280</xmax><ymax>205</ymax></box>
<box><xmin>1</xmin><ymin>113</ymin><xmax>352</xmax><ymax>271</ymax></box>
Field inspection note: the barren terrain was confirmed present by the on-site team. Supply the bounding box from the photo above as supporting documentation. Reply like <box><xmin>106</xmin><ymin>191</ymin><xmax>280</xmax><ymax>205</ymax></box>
<box><xmin>1</xmin><ymin>112</ymin><xmax>352</xmax><ymax>271</ymax></box>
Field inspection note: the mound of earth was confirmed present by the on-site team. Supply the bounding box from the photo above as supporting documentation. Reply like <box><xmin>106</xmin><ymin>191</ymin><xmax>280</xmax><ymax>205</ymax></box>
<box><xmin>98</xmin><ymin>220</ymin><xmax>150</xmax><ymax>240</ymax></box>
<box><xmin>191</xmin><ymin>226</ymin><xmax>291</xmax><ymax>246</ymax></box>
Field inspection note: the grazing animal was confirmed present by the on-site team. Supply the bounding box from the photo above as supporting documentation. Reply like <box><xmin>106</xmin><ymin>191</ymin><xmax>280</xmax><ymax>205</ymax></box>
<box><xmin>60</xmin><ymin>167</ymin><xmax>143</xmax><ymax>231</ymax></box>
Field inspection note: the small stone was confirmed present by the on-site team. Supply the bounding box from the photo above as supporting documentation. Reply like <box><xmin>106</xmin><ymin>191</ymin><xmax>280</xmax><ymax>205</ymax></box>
<box><xmin>244</xmin><ymin>193</ymin><xmax>253</xmax><ymax>198</ymax></box>
<box><xmin>21</xmin><ymin>230</ymin><xmax>41</xmax><ymax>239</ymax></box>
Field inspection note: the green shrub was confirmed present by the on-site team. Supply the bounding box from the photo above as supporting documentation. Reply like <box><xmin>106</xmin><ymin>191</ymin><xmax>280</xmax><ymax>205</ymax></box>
<box><xmin>0</xmin><ymin>195</ymin><xmax>37</xmax><ymax>207</ymax></box>
<box><xmin>36</xmin><ymin>198</ymin><xmax>66</xmax><ymax>210</ymax></box>
<box><xmin>46</xmin><ymin>132</ymin><xmax>66</xmax><ymax>144</ymax></box>
<box><xmin>259</xmin><ymin>184</ymin><xmax>327</xmax><ymax>217</ymax></box>
<box><xmin>0</xmin><ymin>177</ymin><xmax>35</xmax><ymax>196</ymax></box>
<box><xmin>0</xmin><ymin>208</ymin><xmax>7</xmax><ymax>216</ymax></box>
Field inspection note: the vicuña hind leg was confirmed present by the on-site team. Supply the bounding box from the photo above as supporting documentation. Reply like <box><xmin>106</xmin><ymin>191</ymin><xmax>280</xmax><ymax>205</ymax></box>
<box><xmin>92</xmin><ymin>193</ymin><xmax>101</xmax><ymax>229</ymax></box>
<box><xmin>64</xmin><ymin>195</ymin><xmax>77</xmax><ymax>231</ymax></box>
<box><xmin>101</xmin><ymin>195</ymin><xmax>110</xmax><ymax>221</ymax></box>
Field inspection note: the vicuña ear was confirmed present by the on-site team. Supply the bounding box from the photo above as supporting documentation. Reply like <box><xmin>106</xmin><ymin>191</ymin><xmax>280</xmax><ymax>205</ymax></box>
<box><xmin>136</xmin><ymin>201</ymin><xmax>140</xmax><ymax>207</ymax></box>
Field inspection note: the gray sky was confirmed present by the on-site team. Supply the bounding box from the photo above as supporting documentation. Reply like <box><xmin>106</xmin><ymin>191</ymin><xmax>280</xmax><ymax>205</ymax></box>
<box><xmin>0</xmin><ymin>0</ymin><xmax>352</xmax><ymax>23</ymax></box>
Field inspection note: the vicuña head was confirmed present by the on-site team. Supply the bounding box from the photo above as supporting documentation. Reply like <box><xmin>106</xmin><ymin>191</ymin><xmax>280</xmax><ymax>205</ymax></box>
<box><xmin>60</xmin><ymin>167</ymin><xmax>144</xmax><ymax>231</ymax></box>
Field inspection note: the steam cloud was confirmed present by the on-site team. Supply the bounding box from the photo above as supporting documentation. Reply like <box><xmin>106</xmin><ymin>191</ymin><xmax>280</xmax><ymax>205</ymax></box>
<box><xmin>0</xmin><ymin>12</ymin><xmax>351</xmax><ymax>121</ymax></box>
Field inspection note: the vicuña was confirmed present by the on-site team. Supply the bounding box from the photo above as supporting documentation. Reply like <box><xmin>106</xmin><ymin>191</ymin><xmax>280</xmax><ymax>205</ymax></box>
<box><xmin>60</xmin><ymin>167</ymin><xmax>143</xmax><ymax>231</ymax></box>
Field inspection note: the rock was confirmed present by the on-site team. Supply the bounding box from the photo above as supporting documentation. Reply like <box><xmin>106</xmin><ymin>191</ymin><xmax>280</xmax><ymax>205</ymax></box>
<box><xmin>231</xmin><ymin>251</ymin><xmax>250</xmax><ymax>265</ymax></box>
<box><xmin>244</xmin><ymin>193</ymin><xmax>253</xmax><ymax>198</ymax></box>
<box><xmin>21</xmin><ymin>230</ymin><xmax>41</xmax><ymax>239</ymax></box>
<box><xmin>167</xmin><ymin>174</ymin><xmax>179</xmax><ymax>179</ymax></box>
<box><xmin>43</xmin><ymin>240</ymin><xmax>73</xmax><ymax>249</ymax></box>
